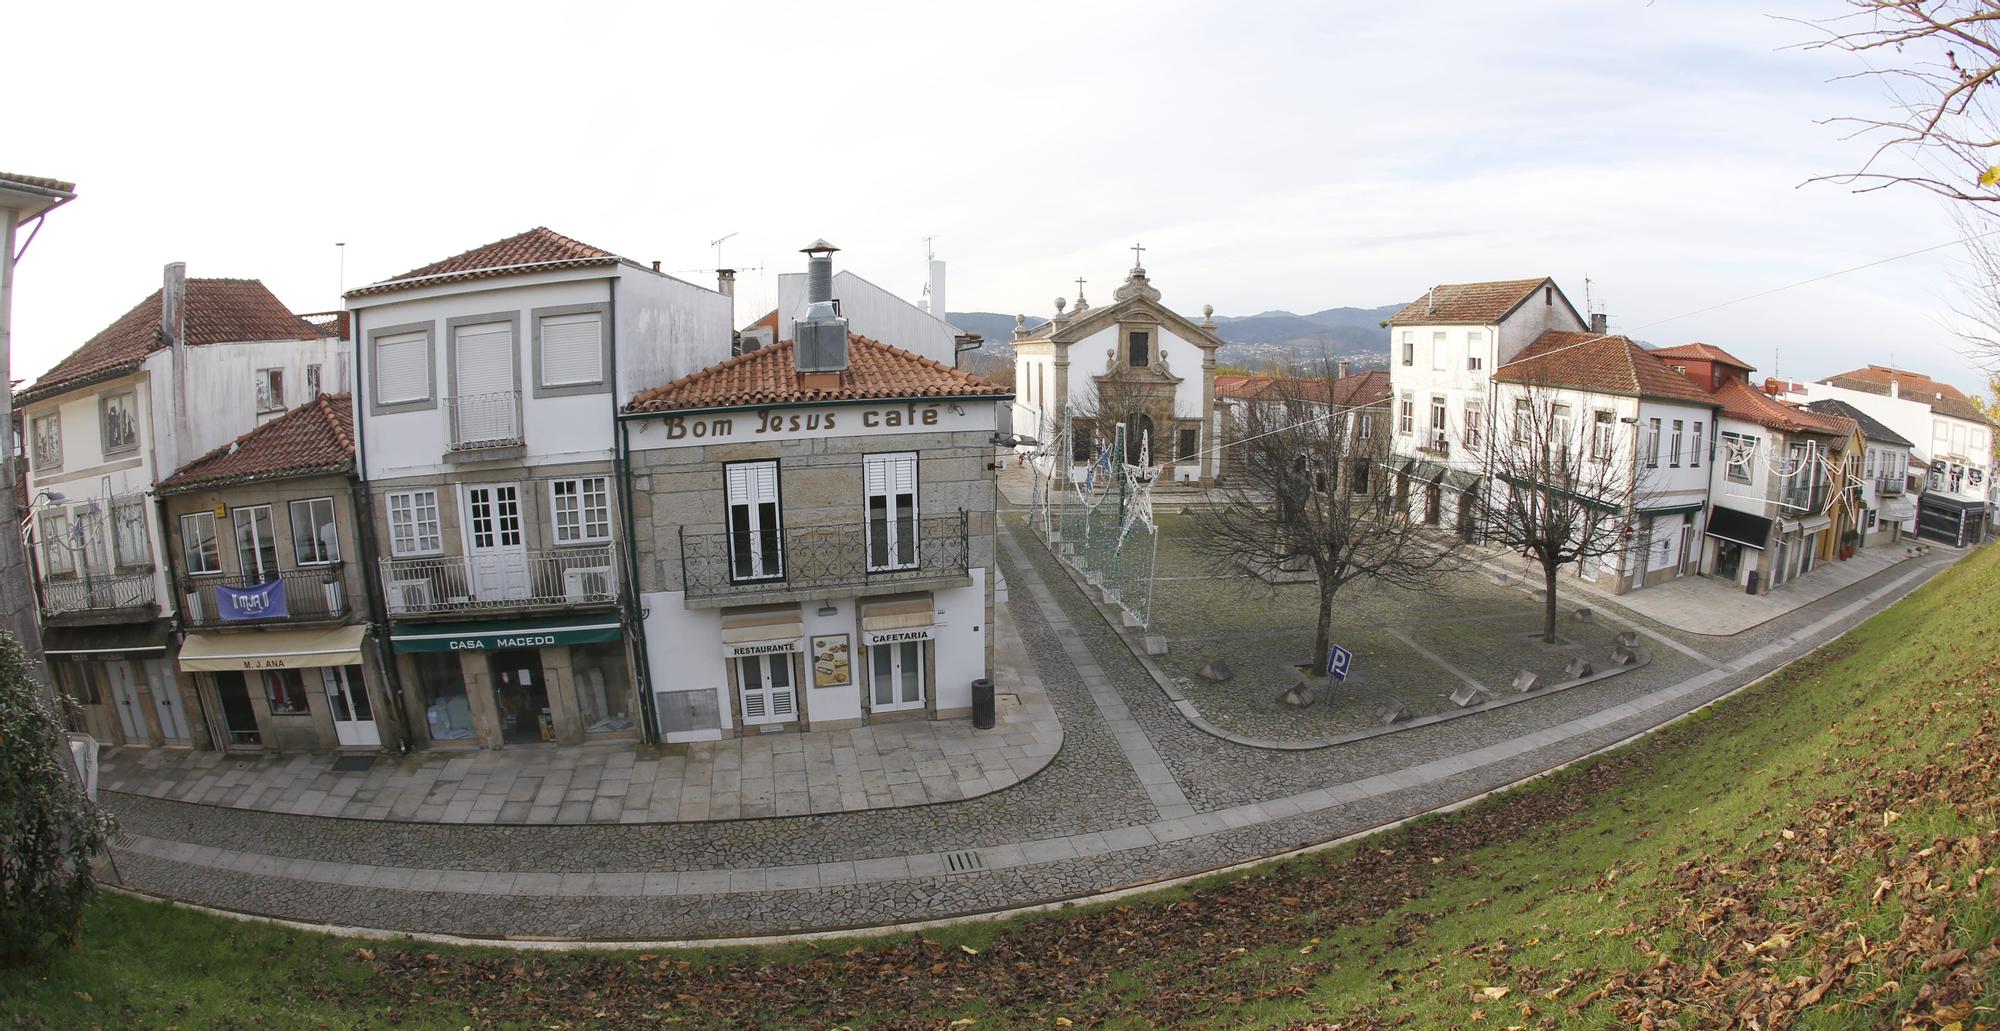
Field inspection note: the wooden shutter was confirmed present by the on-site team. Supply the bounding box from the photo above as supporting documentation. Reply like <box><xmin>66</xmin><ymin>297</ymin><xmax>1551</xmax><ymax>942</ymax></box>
<box><xmin>375</xmin><ymin>332</ymin><xmax>428</xmax><ymax>404</ymax></box>
<box><xmin>540</xmin><ymin>313</ymin><xmax>602</xmax><ymax>386</ymax></box>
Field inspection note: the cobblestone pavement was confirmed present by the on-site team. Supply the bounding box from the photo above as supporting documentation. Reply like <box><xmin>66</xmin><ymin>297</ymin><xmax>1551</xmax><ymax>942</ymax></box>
<box><xmin>98</xmin><ymin>518</ymin><xmax>1964</xmax><ymax>940</ymax></box>
<box><xmin>97</xmin><ymin>602</ymin><xmax>1060</xmax><ymax>825</ymax></box>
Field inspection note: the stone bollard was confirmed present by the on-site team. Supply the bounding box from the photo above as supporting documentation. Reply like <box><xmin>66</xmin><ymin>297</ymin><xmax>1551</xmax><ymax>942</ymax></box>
<box><xmin>1450</xmin><ymin>684</ymin><xmax>1491</xmax><ymax>708</ymax></box>
<box><xmin>1199</xmin><ymin>659</ymin><xmax>1234</xmax><ymax>682</ymax></box>
<box><xmin>1143</xmin><ymin>636</ymin><xmax>1169</xmax><ymax>656</ymax></box>
<box><xmin>1277</xmin><ymin>681</ymin><xmax>1317</xmax><ymax>708</ymax></box>
<box><xmin>1511</xmin><ymin>670</ymin><xmax>1542</xmax><ymax>693</ymax></box>
<box><xmin>1564</xmin><ymin>657</ymin><xmax>1594</xmax><ymax>678</ymax></box>
<box><xmin>1610</xmin><ymin>646</ymin><xmax>1638</xmax><ymax>667</ymax></box>
<box><xmin>1573</xmin><ymin>607</ymin><xmax>1594</xmax><ymax>623</ymax></box>
<box><xmin>1618</xmin><ymin>630</ymin><xmax>1639</xmax><ymax>649</ymax></box>
<box><xmin>1378</xmin><ymin>702</ymin><xmax>1413</xmax><ymax>725</ymax></box>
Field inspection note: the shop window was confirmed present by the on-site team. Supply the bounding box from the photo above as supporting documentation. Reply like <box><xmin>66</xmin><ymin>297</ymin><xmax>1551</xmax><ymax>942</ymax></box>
<box><xmin>181</xmin><ymin>512</ymin><xmax>221</xmax><ymax>574</ymax></box>
<box><xmin>55</xmin><ymin>663</ymin><xmax>101</xmax><ymax>705</ymax></box>
<box><xmin>261</xmin><ymin>669</ymin><xmax>311</xmax><ymax>715</ymax></box>
<box><xmin>415</xmin><ymin>652</ymin><xmax>476</xmax><ymax>740</ymax></box>
<box><xmin>571</xmin><ymin>642</ymin><xmax>634</xmax><ymax>733</ymax></box>
<box><xmin>289</xmin><ymin>497</ymin><xmax>340</xmax><ymax>565</ymax></box>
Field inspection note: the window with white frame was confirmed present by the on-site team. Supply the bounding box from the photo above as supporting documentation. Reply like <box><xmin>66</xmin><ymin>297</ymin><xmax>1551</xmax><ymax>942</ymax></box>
<box><xmin>1400</xmin><ymin>331</ymin><xmax>1414</xmax><ymax>366</ymax></box>
<box><xmin>255</xmin><ymin>368</ymin><xmax>285</xmax><ymax>413</ymax></box>
<box><xmin>31</xmin><ymin>413</ymin><xmax>60</xmax><ymax>470</ymax></box>
<box><xmin>289</xmin><ymin>497</ymin><xmax>340</xmax><ymax>565</ymax></box>
<box><xmin>726</xmin><ymin>460</ymin><xmax>783</xmax><ymax>581</ymax></box>
<box><xmin>1669</xmin><ymin>419</ymin><xmax>1684</xmax><ymax>468</ymax></box>
<box><xmin>387</xmin><ymin>490</ymin><xmax>442</xmax><ymax>556</ymax></box>
<box><xmin>1356</xmin><ymin>412</ymin><xmax>1373</xmax><ymax>440</ymax></box>
<box><xmin>1552</xmin><ymin>404</ymin><xmax>1574</xmax><ymax>456</ymax></box>
<box><xmin>539</xmin><ymin>311</ymin><xmax>605</xmax><ymax>389</ymax></box>
<box><xmin>374</xmin><ymin>330</ymin><xmax>431</xmax><ymax>405</ymax></box>
<box><xmin>1592</xmin><ymin>410</ymin><xmax>1615</xmax><ymax>460</ymax></box>
<box><xmin>111</xmin><ymin>496</ymin><xmax>149</xmax><ymax>568</ymax></box>
<box><xmin>306</xmin><ymin>363</ymin><xmax>323</xmax><ymax>398</ymax></box>
<box><xmin>1467</xmin><ymin>331</ymin><xmax>1485</xmax><ymax>371</ymax></box>
<box><xmin>1513</xmin><ymin>398</ymin><xmax>1532</xmax><ymax>443</ymax></box>
<box><xmin>1428</xmin><ymin>395</ymin><xmax>1448</xmax><ymax>451</ymax></box>
<box><xmin>1431</xmin><ymin>331</ymin><xmax>1447</xmax><ymax>371</ymax></box>
<box><xmin>550</xmin><ymin>477</ymin><xmax>612</xmax><ymax>543</ymax></box>
<box><xmin>232</xmin><ymin>505</ymin><xmax>279</xmax><ymax>580</ymax></box>
<box><xmin>1692</xmin><ymin>421</ymin><xmax>1703</xmax><ymax>468</ymax></box>
<box><xmin>864</xmin><ymin>452</ymin><xmax>919</xmax><ymax>571</ymax></box>
<box><xmin>101</xmin><ymin>392</ymin><xmax>138</xmax><ymax>454</ymax></box>
<box><xmin>1722</xmin><ymin>431</ymin><xmax>1756</xmax><ymax>484</ymax></box>
<box><xmin>1464</xmin><ymin>399</ymin><xmax>1483</xmax><ymax>449</ymax></box>
<box><xmin>1865</xmin><ymin>448</ymin><xmax>1876</xmax><ymax>479</ymax></box>
<box><xmin>181</xmin><ymin>512</ymin><xmax>220</xmax><ymax>574</ymax></box>
<box><xmin>1397</xmin><ymin>394</ymin><xmax>1414</xmax><ymax>435</ymax></box>
<box><xmin>869</xmin><ymin>638</ymin><xmax>924</xmax><ymax>711</ymax></box>
<box><xmin>40</xmin><ymin>512</ymin><xmax>72</xmax><ymax>578</ymax></box>
<box><xmin>1645</xmin><ymin>417</ymin><xmax>1662</xmax><ymax>468</ymax></box>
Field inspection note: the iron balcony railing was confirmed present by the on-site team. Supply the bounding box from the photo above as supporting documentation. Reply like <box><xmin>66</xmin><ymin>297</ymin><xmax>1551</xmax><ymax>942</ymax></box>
<box><xmin>446</xmin><ymin>390</ymin><xmax>523</xmax><ymax>451</ymax></box>
<box><xmin>1875</xmin><ymin>475</ymin><xmax>1906</xmax><ymax>496</ymax></box>
<box><xmin>379</xmin><ymin>545</ymin><xmax>618</xmax><ymax>614</ymax></box>
<box><xmin>1778</xmin><ymin>482</ymin><xmax>1830</xmax><ymax>513</ymax></box>
<box><xmin>680</xmin><ymin>512</ymin><xmax>969</xmax><ymax>600</ymax></box>
<box><xmin>42</xmin><ymin>571</ymin><xmax>156</xmax><ymax>616</ymax></box>
<box><xmin>179</xmin><ymin>566</ymin><xmax>351</xmax><ymax>627</ymax></box>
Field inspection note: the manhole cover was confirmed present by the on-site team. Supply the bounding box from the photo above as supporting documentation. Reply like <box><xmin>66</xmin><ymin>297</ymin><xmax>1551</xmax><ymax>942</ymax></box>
<box><xmin>942</xmin><ymin>849</ymin><xmax>986</xmax><ymax>874</ymax></box>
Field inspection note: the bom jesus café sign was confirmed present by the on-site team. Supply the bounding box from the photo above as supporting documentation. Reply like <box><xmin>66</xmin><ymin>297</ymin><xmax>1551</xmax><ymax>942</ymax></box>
<box><xmin>635</xmin><ymin>401</ymin><xmax>990</xmax><ymax>449</ymax></box>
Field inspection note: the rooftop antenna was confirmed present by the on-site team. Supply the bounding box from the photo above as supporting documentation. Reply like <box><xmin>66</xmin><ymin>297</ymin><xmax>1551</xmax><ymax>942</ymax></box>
<box><xmin>1583</xmin><ymin>273</ymin><xmax>1593</xmax><ymax>321</ymax></box>
<box><xmin>336</xmin><ymin>242</ymin><xmax>346</xmax><ymax>294</ymax></box>
<box><xmin>710</xmin><ymin>232</ymin><xmax>738</xmax><ymax>270</ymax></box>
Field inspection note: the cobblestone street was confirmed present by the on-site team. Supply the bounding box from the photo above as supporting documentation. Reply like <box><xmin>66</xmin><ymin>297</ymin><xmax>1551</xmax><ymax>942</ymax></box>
<box><xmin>98</xmin><ymin>517</ymin><xmax>1962</xmax><ymax>941</ymax></box>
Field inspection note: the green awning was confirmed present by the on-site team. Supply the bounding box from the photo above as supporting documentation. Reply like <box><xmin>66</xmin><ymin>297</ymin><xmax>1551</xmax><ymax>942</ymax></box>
<box><xmin>390</xmin><ymin>614</ymin><xmax>624</xmax><ymax>653</ymax></box>
<box><xmin>1496</xmin><ymin>472</ymin><xmax>1625</xmax><ymax>514</ymax></box>
<box><xmin>1398</xmin><ymin>457</ymin><xmax>1483</xmax><ymax>494</ymax></box>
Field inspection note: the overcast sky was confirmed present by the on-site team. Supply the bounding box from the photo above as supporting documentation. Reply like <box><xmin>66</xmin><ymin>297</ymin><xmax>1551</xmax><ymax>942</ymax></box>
<box><xmin>7</xmin><ymin>0</ymin><xmax>1990</xmax><ymax>393</ymax></box>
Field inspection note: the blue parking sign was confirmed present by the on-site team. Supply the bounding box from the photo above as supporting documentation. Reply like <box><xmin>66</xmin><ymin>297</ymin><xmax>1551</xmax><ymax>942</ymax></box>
<box><xmin>1328</xmin><ymin>645</ymin><xmax>1353</xmax><ymax>682</ymax></box>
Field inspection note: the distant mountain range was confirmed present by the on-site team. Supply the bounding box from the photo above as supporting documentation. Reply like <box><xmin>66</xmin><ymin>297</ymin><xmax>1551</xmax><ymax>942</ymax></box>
<box><xmin>949</xmin><ymin>302</ymin><xmax>1407</xmax><ymax>363</ymax></box>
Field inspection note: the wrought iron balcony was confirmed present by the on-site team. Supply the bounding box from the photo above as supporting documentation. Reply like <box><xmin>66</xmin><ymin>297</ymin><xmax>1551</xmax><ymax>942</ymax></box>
<box><xmin>1875</xmin><ymin>475</ymin><xmax>1906</xmax><ymax>496</ymax></box>
<box><xmin>42</xmin><ymin>571</ymin><xmax>157</xmax><ymax>617</ymax></box>
<box><xmin>446</xmin><ymin>390</ymin><xmax>523</xmax><ymax>451</ymax></box>
<box><xmin>1778</xmin><ymin>482</ymin><xmax>1829</xmax><ymax>513</ymax></box>
<box><xmin>379</xmin><ymin>545</ymin><xmax>617</xmax><ymax>615</ymax></box>
<box><xmin>680</xmin><ymin>512</ymin><xmax>969</xmax><ymax>601</ymax></box>
<box><xmin>179</xmin><ymin>566</ymin><xmax>351</xmax><ymax>628</ymax></box>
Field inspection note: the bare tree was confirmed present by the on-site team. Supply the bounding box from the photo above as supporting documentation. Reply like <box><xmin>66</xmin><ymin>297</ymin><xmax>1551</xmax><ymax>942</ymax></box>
<box><xmin>1069</xmin><ymin>373</ymin><xmax>1196</xmax><ymax>468</ymax></box>
<box><xmin>1478</xmin><ymin>386</ymin><xmax>1655</xmax><ymax>644</ymax></box>
<box><xmin>1191</xmin><ymin>360</ymin><xmax>1465</xmax><ymax>677</ymax></box>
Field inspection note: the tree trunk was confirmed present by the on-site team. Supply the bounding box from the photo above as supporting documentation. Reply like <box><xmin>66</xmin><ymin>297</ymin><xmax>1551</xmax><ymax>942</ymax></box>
<box><xmin>1311</xmin><ymin>582</ymin><xmax>1335</xmax><ymax>677</ymax></box>
<box><xmin>1541</xmin><ymin>559</ymin><xmax>1560</xmax><ymax>644</ymax></box>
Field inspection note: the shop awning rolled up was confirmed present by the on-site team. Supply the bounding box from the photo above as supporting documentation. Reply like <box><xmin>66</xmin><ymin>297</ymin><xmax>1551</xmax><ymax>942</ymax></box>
<box><xmin>720</xmin><ymin>605</ymin><xmax>803</xmax><ymax>658</ymax></box>
<box><xmin>860</xmin><ymin>593</ymin><xmax>935</xmax><ymax>647</ymax></box>
<box><xmin>1705</xmin><ymin>505</ymin><xmax>1772</xmax><ymax>550</ymax></box>
<box><xmin>179</xmin><ymin>624</ymin><xmax>368</xmax><ymax>671</ymax></box>
<box><xmin>43</xmin><ymin>621</ymin><xmax>171</xmax><ymax>662</ymax></box>
<box><xmin>390</xmin><ymin>614</ymin><xmax>623</xmax><ymax>653</ymax></box>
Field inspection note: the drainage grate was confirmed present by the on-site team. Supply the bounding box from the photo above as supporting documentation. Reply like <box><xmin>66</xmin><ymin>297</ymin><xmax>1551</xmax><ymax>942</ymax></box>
<box><xmin>942</xmin><ymin>849</ymin><xmax>986</xmax><ymax>874</ymax></box>
<box><xmin>331</xmin><ymin>755</ymin><xmax>376</xmax><ymax>773</ymax></box>
<box><xmin>111</xmin><ymin>831</ymin><xmax>135</xmax><ymax>850</ymax></box>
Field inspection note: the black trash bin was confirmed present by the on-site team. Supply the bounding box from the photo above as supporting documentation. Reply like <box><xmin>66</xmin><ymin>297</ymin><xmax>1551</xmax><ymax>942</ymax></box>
<box><xmin>1746</xmin><ymin>570</ymin><xmax>1760</xmax><ymax>596</ymax></box>
<box><xmin>972</xmin><ymin>677</ymin><xmax>995</xmax><ymax>730</ymax></box>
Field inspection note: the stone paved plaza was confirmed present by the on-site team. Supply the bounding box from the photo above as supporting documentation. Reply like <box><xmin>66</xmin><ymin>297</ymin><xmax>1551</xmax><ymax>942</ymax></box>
<box><xmin>98</xmin><ymin>602</ymin><xmax>1060</xmax><ymax>824</ymax></box>
<box><xmin>96</xmin><ymin>506</ymin><xmax>1964</xmax><ymax>941</ymax></box>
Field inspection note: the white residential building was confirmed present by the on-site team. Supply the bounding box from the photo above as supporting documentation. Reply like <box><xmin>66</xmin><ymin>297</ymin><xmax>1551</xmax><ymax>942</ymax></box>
<box><xmin>345</xmin><ymin>227</ymin><xmax>733</xmax><ymax>750</ymax></box>
<box><xmin>18</xmin><ymin>265</ymin><xmax>347</xmax><ymax>748</ymax></box>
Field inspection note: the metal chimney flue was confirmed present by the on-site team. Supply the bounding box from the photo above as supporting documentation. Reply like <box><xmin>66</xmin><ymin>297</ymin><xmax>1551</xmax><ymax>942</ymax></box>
<box><xmin>794</xmin><ymin>240</ymin><xmax>849</xmax><ymax>375</ymax></box>
<box><xmin>1589</xmin><ymin>312</ymin><xmax>1609</xmax><ymax>334</ymax></box>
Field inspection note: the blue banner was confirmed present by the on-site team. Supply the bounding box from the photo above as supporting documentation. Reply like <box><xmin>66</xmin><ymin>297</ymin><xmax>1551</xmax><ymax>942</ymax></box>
<box><xmin>217</xmin><ymin>579</ymin><xmax>289</xmax><ymax>622</ymax></box>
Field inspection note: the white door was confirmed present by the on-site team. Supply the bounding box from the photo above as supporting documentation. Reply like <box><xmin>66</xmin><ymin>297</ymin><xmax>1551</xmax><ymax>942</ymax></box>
<box><xmin>104</xmin><ymin>662</ymin><xmax>146</xmax><ymax>743</ymax></box>
<box><xmin>869</xmin><ymin>640</ymin><xmax>925</xmax><ymax>712</ymax></box>
<box><xmin>143</xmin><ymin>659</ymin><xmax>189</xmax><ymax>745</ymax></box>
<box><xmin>322</xmin><ymin>665</ymin><xmax>381</xmax><ymax>748</ymax></box>
<box><xmin>462</xmin><ymin>484</ymin><xmax>529</xmax><ymax>601</ymax></box>
<box><xmin>736</xmin><ymin>653</ymin><xmax>797</xmax><ymax>726</ymax></box>
<box><xmin>453</xmin><ymin>322</ymin><xmax>517</xmax><ymax>445</ymax></box>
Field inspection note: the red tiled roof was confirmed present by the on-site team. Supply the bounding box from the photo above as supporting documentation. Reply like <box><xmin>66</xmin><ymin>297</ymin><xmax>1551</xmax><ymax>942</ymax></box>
<box><xmin>626</xmin><ymin>334</ymin><xmax>1010</xmax><ymax>413</ymax></box>
<box><xmin>1217</xmin><ymin>369</ymin><xmax>1391</xmax><ymax>408</ymax></box>
<box><xmin>1494</xmin><ymin>331</ymin><xmax>1719</xmax><ymax>406</ymax></box>
<box><xmin>1821</xmin><ymin>365</ymin><xmax>1994</xmax><ymax>425</ymax></box>
<box><xmin>157</xmin><ymin>393</ymin><xmax>354</xmax><ymax>494</ymax></box>
<box><xmin>1712</xmin><ymin>378</ymin><xmax>1849</xmax><ymax>435</ymax></box>
<box><xmin>18</xmin><ymin>279</ymin><xmax>319</xmax><ymax>404</ymax></box>
<box><xmin>1385</xmin><ymin>278</ymin><xmax>1551</xmax><ymax>326</ymax></box>
<box><xmin>0</xmin><ymin>172</ymin><xmax>76</xmax><ymax>194</ymax></box>
<box><xmin>345</xmin><ymin>227</ymin><xmax>618</xmax><ymax>299</ymax></box>
<box><xmin>1649</xmin><ymin>341</ymin><xmax>1754</xmax><ymax>370</ymax></box>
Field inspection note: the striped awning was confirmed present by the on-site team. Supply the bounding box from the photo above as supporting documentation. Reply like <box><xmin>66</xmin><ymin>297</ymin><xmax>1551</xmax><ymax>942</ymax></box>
<box><xmin>860</xmin><ymin>593</ymin><xmax>934</xmax><ymax>647</ymax></box>
<box><xmin>720</xmin><ymin>605</ymin><xmax>802</xmax><ymax>658</ymax></box>
<box><xmin>179</xmin><ymin>624</ymin><xmax>368</xmax><ymax>672</ymax></box>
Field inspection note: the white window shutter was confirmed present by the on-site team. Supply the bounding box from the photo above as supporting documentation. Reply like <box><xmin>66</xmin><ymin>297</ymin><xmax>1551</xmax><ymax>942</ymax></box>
<box><xmin>893</xmin><ymin>454</ymin><xmax>917</xmax><ymax>494</ymax></box>
<box><xmin>455</xmin><ymin>324</ymin><xmax>513</xmax><ymax>397</ymax></box>
<box><xmin>540</xmin><ymin>313</ymin><xmax>602</xmax><ymax>386</ymax></box>
<box><xmin>864</xmin><ymin>454</ymin><xmax>888</xmax><ymax>495</ymax></box>
<box><xmin>726</xmin><ymin>465</ymin><xmax>750</xmax><ymax>505</ymax></box>
<box><xmin>375</xmin><ymin>333</ymin><xmax>428</xmax><ymax>404</ymax></box>
<box><xmin>754</xmin><ymin>462</ymin><xmax>778</xmax><ymax>503</ymax></box>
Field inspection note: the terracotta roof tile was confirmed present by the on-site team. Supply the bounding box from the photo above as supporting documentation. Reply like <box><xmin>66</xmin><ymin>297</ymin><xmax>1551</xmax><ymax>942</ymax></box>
<box><xmin>1649</xmin><ymin>341</ymin><xmax>1754</xmax><ymax>370</ymax></box>
<box><xmin>1493</xmin><ymin>331</ymin><xmax>1719</xmax><ymax>406</ymax></box>
<box><xmin>1712</xmin><ymin>378</ymin><xmax>1849</xmax><ymax>435</ymax></box>
<box><xmin>157</xmin><ymin>393</ymin><xmax>354</xmax><ymax>494</ymax></box>
<box><xmin>1821</xmin><ymin>365</ymin><xmax>1995</xmax><ymax>425</ymax></box>
<box><xmin>0</xmin><ymin>172</ymin><xmax>76</xmax><ymax>194</ymax></box>
<box><xmin>345</xmin><ymin>227</ymin><xmax>618</xmax><ymax>299</ymax></box>
<box><xmin>18</xmin><ymin>279</ymin><xmax>318</xmax><ymax>404</ymax></box>
<box><xmin>1384</xmin><ymin>278</ymin><xmax>1551</xmax><ymax>326</ymax></box>
<box><xmin>626</xmin><ymin>334</ymin><xmax>1009</xmax><ymax>413</ymax></box>
<box><xmin>1217</xmin><ymin>369</ymin><xmax>1391</xmax><ymax>408</ymax></box>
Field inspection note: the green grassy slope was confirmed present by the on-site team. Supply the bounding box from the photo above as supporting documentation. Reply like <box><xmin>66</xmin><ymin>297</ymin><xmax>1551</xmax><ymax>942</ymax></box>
<box><xmin>6</xmin><ymin>547</ymin><xmax>1998</xmax><ymax>1030</ymax></box>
